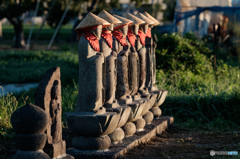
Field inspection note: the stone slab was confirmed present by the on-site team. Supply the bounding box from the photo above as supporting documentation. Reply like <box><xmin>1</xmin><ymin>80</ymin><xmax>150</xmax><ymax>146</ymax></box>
<box><xmin>67</xmin><ymin>116</ymin><xmax>174</xmax><ymax>159</ymax></box>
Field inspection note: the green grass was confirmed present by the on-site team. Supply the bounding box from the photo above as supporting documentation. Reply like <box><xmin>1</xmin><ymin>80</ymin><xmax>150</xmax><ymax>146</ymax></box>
<box><xmin>0</xmin><ymin>50</ymin><xmax>78</xmax><ymax>85</ymax></box>
<box><xmin>2</xmin><ymin>24</ymin><xmax>73</xmax><ymax>41</ymax></box>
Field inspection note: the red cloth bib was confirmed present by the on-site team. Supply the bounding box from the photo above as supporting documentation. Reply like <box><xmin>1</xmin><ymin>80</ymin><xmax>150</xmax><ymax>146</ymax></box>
<box><xmin>146</xmin><ymin>28</ymin><xmax>151</xmax><ymax>38</ymax></box>
<box><xmin>127</xmin><ymin>29</ymin><xmax>136</xmax><ymax>47</ymax></box>
<box><xmin>112</xmin><ymin>30</ymin><xmax>127</xmax><ymax>46</ymax></box>
<box><xmin>78</xmin><ymin>32</ymin><xmax>100</xmax><ymax>52</ymax></box>
<box><xmin>138</xmin><ymin>29</ymin><xmax>146</xmax><ymax>45</ymax></box>
<box><xmin>101</xmin><ymin>30</ymin><xmax>113</xmax><ymax>48</ymax></box>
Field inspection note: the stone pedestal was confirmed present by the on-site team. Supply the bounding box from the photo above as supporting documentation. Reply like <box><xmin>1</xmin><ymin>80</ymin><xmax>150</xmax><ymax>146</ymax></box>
<box><xmin>67</xmin><ymin>116</ymin><xmax>174</xmax><ymax>159</ymax></box>
<box><xmin>66</xmin><ymin>112</ymin><xmax>121</xmax><ymax>150</ymax></box>
<box><xmin>11</xmin><ymin>104</ymin><xmax>50</xmax><ymax>159</ymax></box>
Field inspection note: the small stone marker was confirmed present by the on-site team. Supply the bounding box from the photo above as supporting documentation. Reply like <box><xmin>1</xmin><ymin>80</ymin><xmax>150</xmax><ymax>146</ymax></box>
<box><xmin>35</xmin><ymin>67</ymin><xmax>73</xmax><ymax>159</ymax></box>
<box><xmin>11</xmin><ymin>103</ymin><xmax>50</xmax><ymax>159</ymax></box>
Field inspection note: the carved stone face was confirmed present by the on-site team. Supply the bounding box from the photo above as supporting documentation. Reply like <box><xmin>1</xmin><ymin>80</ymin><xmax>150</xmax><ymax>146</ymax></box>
<box><xmin>140</xmin><ymin>24</ymin><xmax>149</xmax><ymax>34</ymax></box>
<box><xmin>92</xmin><ymin>25</ymin><xmax>102</xmax><ymax>39</ymax></box>
<box><xmin>129</xmin><ymin>24</ymin><xmax>139</xmax><ymax>35</ymax></box>
<box><xmin>119</xmin><ymin>24</ymin><xmax>128</xmax><ymax>36</ymax></box>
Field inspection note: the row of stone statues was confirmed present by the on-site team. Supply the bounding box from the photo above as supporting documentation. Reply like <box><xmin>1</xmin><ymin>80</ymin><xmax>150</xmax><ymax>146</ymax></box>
<box><xmin>10</xmin><ymin>10</ymin><xmax>168</xmax><ymax>159</ymax></box>
<box><xmin>65</xmin><ymin>10</ymin><xmax>168</xmax><ymax>150</ymax></box>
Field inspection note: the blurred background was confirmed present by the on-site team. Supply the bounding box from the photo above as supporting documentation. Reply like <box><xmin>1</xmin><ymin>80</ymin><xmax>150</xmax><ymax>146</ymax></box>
<box><xmin>0</xmin><ymin>0</ymin><xmax>171</xmax><ymax>49</ymax></box>
<box><xmin>1</xmin><ymin>0</ymin><xmax>240</xmax><ymax>59</ymax></box>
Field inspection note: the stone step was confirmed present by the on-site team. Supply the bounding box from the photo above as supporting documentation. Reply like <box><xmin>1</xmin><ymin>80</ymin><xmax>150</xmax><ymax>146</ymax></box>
<box><xmin>67</xmin><ymin>116</ymin><xmax>174</xmax><ymax>159</ymax></box>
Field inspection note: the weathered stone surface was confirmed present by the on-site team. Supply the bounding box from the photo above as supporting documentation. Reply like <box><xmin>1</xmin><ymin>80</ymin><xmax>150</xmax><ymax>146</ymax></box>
<box><xmin>75</xmin><ymin>26</ymin><xmax>105</xmax><ymax>112</ymax></box>
<box><xmin>137</xmin><ymin>46</ymin><xmax>147</xmax><ymax>94</ymax></box>
<box><xmin>35</xmin><ymin>67</ymin><xmax>62</xmax><ymax>143</ymax></box>
<box><xmin>15</xmin><ymin>134</ymin><xmax>46</xmax><ymax>151</ymax></box>
<box><xmin>127</xmin><ymin>101</ymin><xmax>146</xmax><ymax>122</ymax></box>
<box><xmin>135</xmin><ymin>25</ymin><xmax>149</xmax><ymax>94</ymax></box>
<box><xmin>12</xmin><ymin>150</ymin><xmax>50</xmax><ymax>159</ymax></box>
<box><xmin>99</xmin><ymin>29</ymin><xmax>117</xmax><ymax>107</ymax></box>
<box><xmin>153</xmin><ymin>90</ymin><xmax>168</xmax><ymax>107</ymax></box>
<box><xmin>140</xmin><ymin>95</ymin><xmax>151</xmax><ymax>116</ymax></box>
<box><xmin>11</xmin><ymin>103</ymin><xmax>49</xmax><ymax>134</ymax></box>
<box><xmin>150</xmin><ymin>107</ymin><xmax>162</xmax><ymax>118</ymax></box>
<box><xmin>115</xmin><ymin>106</ymin><xmax>131</xmax><ymax>128</ymax></box>
<box><xmin>66</xmin><ymin>112</ymin><xmax>120</xmax><ymax>137</ymax></box>
<box><xmin>134</xmin><ymin>117</ymin><xmax>146</xmax><ymax>132</ymax></box>
<box><xmin>11</xmin><ymin>103</ymin><xmax>50</xmax><ymax>159</ymax></box>
<box><xmin>129</xmin><ymin>50</ymin><xmax>140</xmax><ymax>96</ymax></box>
<box><xmin>35</xmin><ymin>67</ymin><xmax>72</xmax><ymax>158</ymax></box>
<box><xmin>122</xmin><ymin>122</ymin><xmax>136</xmax><ymax>137</ymax></box>
<box><xmin>44</xmin><ymin>140</ymin><xmax>68</xmax><ymax>158</ymax></box>
<box><xmin>109</xmin><ymin>127</ymin><xmax>125</xmax><ymax>143</ymax></box>
<box><xmin>67</xmin><ymin>116</ymin><xmax>174</xmax><ymax>159</ymax></box>
<box><xmin>143</xmin><ymin>111</ymin><xmax>154</xmax><ymax>124</ymax></box>
<box><xmin>72</xmin><ymin>135</ymin><xmax>111</xmax><ymax>150</ymax></box>
<box><xmin>141</xmin><ymin>93</ymin><xmax>157</xmax><ymax>116</ymax></box>
<box><xmin>116</xmin><ymin>50</ymin><xmax>131</xmax><ymax>100</ymax></box>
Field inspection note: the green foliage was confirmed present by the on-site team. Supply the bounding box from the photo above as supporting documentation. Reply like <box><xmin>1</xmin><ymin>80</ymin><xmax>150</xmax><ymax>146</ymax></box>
<box><xmin>156</xmin><ymin>33</ymin><xmax>213</xmax><ymax>75</ymax></box>
<box><xmin>156</xmin><ymin>33</ymin><xmax>240</xmax><ymax>130</ymax></box>
<box><xmin>0</xmin><ymin>89</ymin><xmax>19</xmax><ymax>129</ymax></box>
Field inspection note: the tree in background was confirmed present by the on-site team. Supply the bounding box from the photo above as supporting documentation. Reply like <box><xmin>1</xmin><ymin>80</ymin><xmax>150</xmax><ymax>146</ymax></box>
<box><xmin>0</xmin><ymin>0</ymin><xmax>38</xmax><ymax>48</ymax></box>
<box><xmin>163</xmin><ymin>0</ymin><xmax>176</xmax><ymax>22</ymax></box>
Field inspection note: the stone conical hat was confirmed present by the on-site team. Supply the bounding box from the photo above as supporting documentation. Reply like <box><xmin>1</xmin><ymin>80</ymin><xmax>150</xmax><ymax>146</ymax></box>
<box><xmin>143</xmin><ymin>12</ymin><xmax>160</xmax><ymax>26</ymax></box>
<box><xmin>135</xmin><ymin>12</ymin><xmax>154</xmax><ymax>25</ymax></box>
<box><xmin>75</xmin><ymin>12</ymin><xmax>111</xmax><ymax>31</ymax></box>
<box><xmin>113</xmin><ymin>14</ymin><xmax>133</xmax><ymax>28</ymax></box>
<box><xmin>124</xmin><ymin>12</ymin><xmax>145</xmax><ymax>25</ymax></box>
<box><xmin>98</xmin><ymin>10</ymin><xmax>122</xmax><ymax>24</ymax></box>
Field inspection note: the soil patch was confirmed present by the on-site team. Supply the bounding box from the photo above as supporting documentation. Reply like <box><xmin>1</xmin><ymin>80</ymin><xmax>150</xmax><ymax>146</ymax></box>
<box><xmin>122</xmin><ymin>126</ymin><xmax>240</xmax><ymax>159</ymax></box>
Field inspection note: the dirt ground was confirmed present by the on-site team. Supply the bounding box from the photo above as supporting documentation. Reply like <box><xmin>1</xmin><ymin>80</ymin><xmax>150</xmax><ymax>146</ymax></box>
<box><xmin>123</xmin><ymin>126</ymin><xmax>240</xmax><ymax>159</ymax></box>
<box><xmin>1</xmin><ymin>126</ymin><xmax>239</xmax><ymax>159</ymax></box>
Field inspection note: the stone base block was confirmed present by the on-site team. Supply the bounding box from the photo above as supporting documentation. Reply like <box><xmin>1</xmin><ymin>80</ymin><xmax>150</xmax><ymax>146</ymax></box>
<box><xmin>16</xmin><ymin>134</ymin><xmax>46</xmax><ymax>151</ymax></box>
<box><xmin>12</xmin><ymin>150</ymin><xmax>50</xmax><ymax>159</ymax></box>
<box><xmin>67</xmin><ymin>116</ymin><xmax>174</xmax><ymax>159</ymax></box>
<box><xmin>53</xmin><ymin>154</ymin><xmax>75</xmax><ymax>159</ymax></box>
<box><xmin>44</xmin><ymin>140</ymin><xmax>73</xmax><ymax>159</ymax></box>
<box><xmin>72</xmin><ymin>135</ymin><xmax>111</xmax><ymax>150</ymax></box>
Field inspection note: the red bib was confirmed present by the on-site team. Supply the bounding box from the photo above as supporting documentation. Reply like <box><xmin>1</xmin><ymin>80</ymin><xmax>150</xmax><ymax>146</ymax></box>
<box><xmin>138</xmin><ymin>30</ymin><xmax>146</xmax><ymax>45</ymax></box>
<box><xmin>101</xmin><ymin>30</ymin><xmax>113</xmax><ymax>48</ymax></box>
<box><xmin>146</xmin><ymin>28</ymin><xmax>151</xmax><ymax>38</ymax></box>
<box><xmin>127</xmin><ymin>29</ymin><xmax>136</xmax><ymax>47</ymax></box>
<box><xmin>78</xmin><ymin>32</ymin><xmax>100</xmax><ymax>52</ymax></box>
<box><xmin>112</xmin><ymin>30</ymin><xmax>127</xmax><ymax>46</ymax></box>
